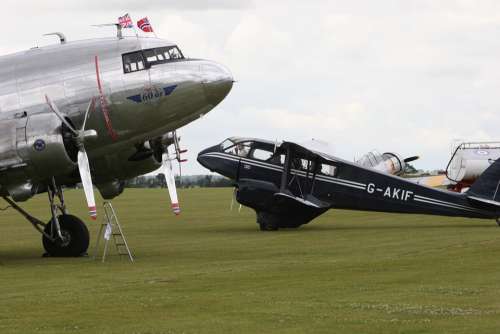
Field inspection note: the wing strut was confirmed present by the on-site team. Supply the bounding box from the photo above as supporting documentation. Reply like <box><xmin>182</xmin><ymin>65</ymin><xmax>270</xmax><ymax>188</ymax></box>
<box><xmin>280</xmin><ymin>146</ymin><xmax>292</xmax><ymax>193</ymax></box>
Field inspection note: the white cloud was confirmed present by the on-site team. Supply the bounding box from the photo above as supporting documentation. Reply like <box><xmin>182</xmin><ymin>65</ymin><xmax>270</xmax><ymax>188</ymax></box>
<box><xmin>3</xmin><ymin>0</ymin><xmax>500</xmax><ymax>174</ymax></box>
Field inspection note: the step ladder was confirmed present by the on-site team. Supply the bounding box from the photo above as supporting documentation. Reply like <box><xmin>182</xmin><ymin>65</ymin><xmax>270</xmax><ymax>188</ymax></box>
<box><xmin>93</xmin><ymin>202</ymin><xmax>134</xmax><ymax>263</ymax></box>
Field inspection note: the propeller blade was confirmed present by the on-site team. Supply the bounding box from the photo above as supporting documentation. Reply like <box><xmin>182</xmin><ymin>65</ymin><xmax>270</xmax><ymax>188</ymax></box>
<box><xmin>162</xmin><ymin>153</ymin><xmax>180</xmax><ymax>215</ymax></box>
<box><xmin>81</xmin><ymin>98</ymin><xmax>96</xmax><ymax>132</ymax></box>
<box><xmin>45</xmin><ymin>95</ymin><xmax>78</xmax><ymax>135</ymax></box>
<box><xmin>404</xmin><ymin>156</ymin><xmax>420</xmax><ymax>163</ymax></box>
<box><xmin>77</xmin><ymin>150</ymin><xmax>97</xmax><ymax>220</ymax></box>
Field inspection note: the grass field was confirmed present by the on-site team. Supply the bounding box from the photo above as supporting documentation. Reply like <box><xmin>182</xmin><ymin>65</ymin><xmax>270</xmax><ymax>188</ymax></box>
<box><xmin>1</xmin><ymin>188</ymin><xmax>500</xmax><ymax>333</ymax></box>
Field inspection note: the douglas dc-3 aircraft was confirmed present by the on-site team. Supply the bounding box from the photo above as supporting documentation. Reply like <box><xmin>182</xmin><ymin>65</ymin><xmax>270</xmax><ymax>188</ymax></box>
<box><xmin>0</xmin><ymin>31</ymin><xmax>233</xmax><ymax>256</ymax></box>
<box><xmin>198</xmin><ymin>138</ymin><xmax>500</xmax><ymax>230</ymax></box>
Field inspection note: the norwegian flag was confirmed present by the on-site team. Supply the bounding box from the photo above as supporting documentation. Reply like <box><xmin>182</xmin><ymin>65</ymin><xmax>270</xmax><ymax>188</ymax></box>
<box><xmin>137</xmin><ymin>17</ymin><xmax>154</xmax><ymax>33</ymax></box>
<box><xmin>118</xmin><ymin>13</ymin><xmax>134</xmax><ymax>28</ymax></box>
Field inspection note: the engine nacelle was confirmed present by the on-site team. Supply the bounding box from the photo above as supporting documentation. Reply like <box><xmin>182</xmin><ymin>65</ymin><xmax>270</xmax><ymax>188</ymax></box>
<box><xmin>17</xmin><ymin>113</ymin><xmax>76</xmax><ymax>178</ymax></box>
<box><xmin>96</xmin><ymin>180</ymin><xmax>125</xmax><ymax>200</ymax></box>
<box><xmin>0</xmin><ymin>113</ymin><xmax>76</xmax><ymax>201</ymax></box>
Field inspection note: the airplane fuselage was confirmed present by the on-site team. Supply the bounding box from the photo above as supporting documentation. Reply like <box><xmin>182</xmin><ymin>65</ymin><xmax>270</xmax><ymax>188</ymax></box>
<box><xmin>0</xmin><ymin>36</ymin><xmax>233</xmax><ymax>200</ymax></box>
<box><xmin>198</xmin><ymin>138</ymin><xmax>499</xmax><ymax>230</ymax></box>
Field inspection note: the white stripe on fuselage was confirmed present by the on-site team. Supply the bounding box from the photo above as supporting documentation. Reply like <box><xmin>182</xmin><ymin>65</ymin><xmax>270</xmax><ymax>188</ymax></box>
<box><xmin>203</xmin><ymin>152</ymin><xmax>366</xmax><ymax>191</ymax></box>
<box><xmin>413</xmin><ymin>195</ymin><xmax>486</xmax><ymax>215</ymax></box>
<box><xmin>202</xmin><ymin>152</ymin><xmax>488</xmax><ymax>215</ymax></box>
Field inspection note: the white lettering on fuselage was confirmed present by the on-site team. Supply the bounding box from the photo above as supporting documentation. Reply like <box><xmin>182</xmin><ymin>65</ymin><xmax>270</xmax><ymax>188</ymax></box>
<box><xmin>367</xmin><ymin>183</ymin><xmax>414</xmax><ymax>201</ymax></box>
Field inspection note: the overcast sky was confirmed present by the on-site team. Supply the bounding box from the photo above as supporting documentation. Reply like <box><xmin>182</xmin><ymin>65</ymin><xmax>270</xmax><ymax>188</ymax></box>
<box><xmin>2</xmin><ymin>1</ymin><xmax>500</xmax><ymax>174</ymax></box>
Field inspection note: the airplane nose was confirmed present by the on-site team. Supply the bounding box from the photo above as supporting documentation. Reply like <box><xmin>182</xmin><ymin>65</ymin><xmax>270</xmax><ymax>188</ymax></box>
<box><xmin>197</xmin><ymin>144</ymin><xmax>223</xmax><ymax>173</ymax></box>
<box><xmin>197</xmin><ymin>150</ymin><xmax>215</xmax><ymax>172</ymax></box>
<box><xmin>202</xmin><ymin>62</ymin><xmax>234</xmax><ymax>106</ymax></box>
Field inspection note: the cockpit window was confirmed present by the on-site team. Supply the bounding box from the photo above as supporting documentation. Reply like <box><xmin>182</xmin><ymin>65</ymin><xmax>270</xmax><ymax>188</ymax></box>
<box><xmin>123</xmin><ymin>51</ymin><xmax>146</xmax><ymax>73</ymax></box>
<box><xmin>220</xmin><ymin>139</ymin><xmax>236</xmax><ymax>151</ymax></box>
<box><xmin>122</xmin><ymin>46</ymin><xmax>185</xmax><ymax>74</ymax></box>
<box><xmin>168</xmin><ymin>47</ymin><xmax>183</xmax><ymax>60</ymax></box>
<box><xmin>221</xmin><ymin>139</ymin><xmax>280</xmax><ymax>163</ymax></box>
<box><xmin>224</xmin><ymin>141</ymin><xmax>252</xmax><ymax>157</ymax></box>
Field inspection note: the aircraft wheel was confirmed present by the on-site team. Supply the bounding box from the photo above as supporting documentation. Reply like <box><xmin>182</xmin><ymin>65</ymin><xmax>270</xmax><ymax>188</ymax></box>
<box><xmin>257</xmin><ymin>212</ymin><xmax>279</xmax><ymax>231</ymax></box>
<box><xmin>42</xmin><ymin>215</ymin><xmax>90</xmax><ymax>257</ymax></box>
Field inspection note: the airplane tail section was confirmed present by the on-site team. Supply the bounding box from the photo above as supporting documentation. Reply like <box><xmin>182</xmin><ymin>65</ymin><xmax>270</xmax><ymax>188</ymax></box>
<box><xmin>467</xmin><ymin>158</ymin><xmax>500</xmax><ymax>207</ymax></box>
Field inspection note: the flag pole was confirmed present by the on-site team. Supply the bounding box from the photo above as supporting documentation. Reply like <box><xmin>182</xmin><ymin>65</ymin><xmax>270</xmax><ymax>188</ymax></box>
<box><xmin>132</xmin><ymin>25</ymin><xmax>140</xmax><ymax>40</ymax></box>
<box><xmin>128</xmin><ymin>13</ymin><xmax>140</xmax><ymax>40</ymax></box>
<box><xmin>149</xmin><ymin>17</ymin><xmax>158</xmax><ymax>38</ymax></box>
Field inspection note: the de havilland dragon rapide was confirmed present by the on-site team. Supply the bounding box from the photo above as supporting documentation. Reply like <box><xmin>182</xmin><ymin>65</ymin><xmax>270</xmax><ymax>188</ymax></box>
<box><xmin>0</xmin><ymin>29</ymin><xmax>233</xmax><ymax>256</ymax></box>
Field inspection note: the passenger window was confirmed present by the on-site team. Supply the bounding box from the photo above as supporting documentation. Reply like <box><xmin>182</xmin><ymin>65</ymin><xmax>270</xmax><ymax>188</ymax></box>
<box><xmin>321</xmin><ymin>164</ymin><xmax>337</xmax><ymax>177</ymax></box>
<box><xmin>251</xmin><ymin>149</ymin><xmax>273</xmax><ymax>161</ymax></box>
<box><xmin>268</xmin><ymin>154</ymin><xmax>285</xmax><ymax>165</ymax></box>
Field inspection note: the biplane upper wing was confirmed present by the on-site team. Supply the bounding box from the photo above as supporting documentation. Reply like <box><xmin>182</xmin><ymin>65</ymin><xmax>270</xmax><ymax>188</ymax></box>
<box><xmin>278</xmin><ymin>141</ymin><xmax>340</xmax><ymax>164</ymax></box>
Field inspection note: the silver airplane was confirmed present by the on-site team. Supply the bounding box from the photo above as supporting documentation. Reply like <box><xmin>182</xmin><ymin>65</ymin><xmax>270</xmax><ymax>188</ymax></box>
<box><xmin>0</xmin><ymin>31</ymin><xmax>233</xmax><ymax>256</ymax></box>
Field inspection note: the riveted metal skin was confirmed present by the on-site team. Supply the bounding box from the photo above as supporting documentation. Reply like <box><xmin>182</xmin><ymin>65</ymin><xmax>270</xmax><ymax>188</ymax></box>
<box><xmin>0</xmin><ymin>36</ymin><xmax>233</xmax><ymax>200</ymax></box>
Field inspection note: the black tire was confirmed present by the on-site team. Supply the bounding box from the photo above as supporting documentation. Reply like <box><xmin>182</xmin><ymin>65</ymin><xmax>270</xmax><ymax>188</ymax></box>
<box><xmin>42</xmin><ymin>215</ymin><xmax>90</xmax><ymax>257</ymax></box>
<box><xmin>257</xmin><ymin>212</ymin><xmax>279</xmax><ymax>231</ymax></box>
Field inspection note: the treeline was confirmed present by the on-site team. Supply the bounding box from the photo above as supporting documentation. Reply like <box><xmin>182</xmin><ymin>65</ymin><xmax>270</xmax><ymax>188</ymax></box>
<box><xmin>124</xmin><ymin>174</ymin><xmax>233</xmax><ymax>189</ymax></box>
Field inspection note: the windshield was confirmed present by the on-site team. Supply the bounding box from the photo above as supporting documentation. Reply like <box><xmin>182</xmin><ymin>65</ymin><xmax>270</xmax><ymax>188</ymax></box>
<box><xmin>223</xmin><ymin>141</ymin><xmax>252</xmax><ymax>158</ymax></box>
<box><xmin>221</xmin><ymin>139</ymin><xmax>276</xmax><ymax>160</ymax></box>
<box><xmin>122</xmin><ymin>45</ymin><xmax>185</xmax><ymax>74</ymax></box>
<box><xmin>356</xmin><ymin>150</ymin><xmax>384</xmax><ymax>168</ymax></box>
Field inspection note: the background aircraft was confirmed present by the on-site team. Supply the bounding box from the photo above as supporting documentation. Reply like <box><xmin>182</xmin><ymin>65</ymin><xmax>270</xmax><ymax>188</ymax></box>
<box><xmin>355</xmin><ymin>150</ymin><xmax>419</xmax><ymax>176</ymax></box>
<box><xmin>198</xmin><ymin>137</ymin><xmax>500</xmax><ymax>230</ymax></box>
<box><xmin>0</xmin><ymin>31</ymin><xmax>233</xmax><ymax>256</ymax></box>
<box><xmin>446</xmin><ymin>141</ymin><xmax>500</xmax><ymax>192</ymax></box>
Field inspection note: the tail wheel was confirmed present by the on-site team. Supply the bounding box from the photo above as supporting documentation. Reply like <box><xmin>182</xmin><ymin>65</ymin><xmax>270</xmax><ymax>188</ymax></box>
<box><xmin>42</xmin><ymin>215</ymin><xmax>90</xmax><ymax>257</ymax></box>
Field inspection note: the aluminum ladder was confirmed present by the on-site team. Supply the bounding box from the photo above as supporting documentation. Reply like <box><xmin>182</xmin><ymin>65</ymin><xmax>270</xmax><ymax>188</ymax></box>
<box><xmin>93</xmin><ymin>202</ymin><xmax>134</xmax><ymax>263</ymax></box>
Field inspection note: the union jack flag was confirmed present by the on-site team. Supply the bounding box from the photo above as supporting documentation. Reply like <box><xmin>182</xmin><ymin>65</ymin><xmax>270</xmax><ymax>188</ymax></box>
<box><xmin>118</xmin><ymin>13</ymin><xmax>134</xmax><ymax>28</ymax></box>
<box><xmin>137</xmin><ymin>17</ymin><xmax>154</xmax><ymax>33</ymax></box>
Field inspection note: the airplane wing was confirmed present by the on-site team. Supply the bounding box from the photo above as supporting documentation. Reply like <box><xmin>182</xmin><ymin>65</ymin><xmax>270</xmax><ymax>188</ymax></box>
<box><xmin>407</xmin><ymin>174</ymin><xmax>451</xmax><ymax>188</ymax></box>
<box><xmin>236</xmin><ymin>179</ymin><xmax>329</xmax><ymax>229</ymax></box>
<box><xmin>279</xmin><ymin>141</ymin><xmax>340</xmax><ymax>164</ymax></box>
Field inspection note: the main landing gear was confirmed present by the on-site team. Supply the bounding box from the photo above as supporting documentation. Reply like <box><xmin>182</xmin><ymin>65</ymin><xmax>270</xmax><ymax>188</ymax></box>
<box><xmin>3</xmin><ymin>179</ymin><xmax>89</xmax><ymax>257</ymax></box>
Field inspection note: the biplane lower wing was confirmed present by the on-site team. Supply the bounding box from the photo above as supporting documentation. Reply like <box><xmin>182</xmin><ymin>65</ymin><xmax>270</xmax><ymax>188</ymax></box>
<box><xmin>236</xmin><ymin>179</ymin><xmax>329</xmax><ymax>230</ymax></box>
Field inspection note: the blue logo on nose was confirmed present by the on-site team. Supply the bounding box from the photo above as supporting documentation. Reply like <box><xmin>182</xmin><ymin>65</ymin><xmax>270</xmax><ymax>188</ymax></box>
<box><xmin>127</xmin><ymin>85</ymin><xmax>177</xmax><ymax>104</ymax></box>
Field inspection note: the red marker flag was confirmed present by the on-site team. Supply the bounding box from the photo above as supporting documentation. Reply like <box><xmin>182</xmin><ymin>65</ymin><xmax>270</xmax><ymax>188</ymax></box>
<box><xmin>118</xmin><ymin>13</ymin><xmax>134</xmax><ymax>28</ymax></box>
<box><xmin>137</xmin><ymin>17</ymin><xmax>154</xmax><ymax>33</ymax></box>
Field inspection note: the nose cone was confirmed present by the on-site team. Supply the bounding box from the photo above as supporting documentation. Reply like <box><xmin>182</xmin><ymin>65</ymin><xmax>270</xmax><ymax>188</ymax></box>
<box><xmin>197</xmin><ymin>145</ymin><xmax>238</xmax><ymax>180</ymax></box>
<box><xmin>197</xmin><ymin>147</ymin><xmax>216</xmax><ymax>171</ymax></box>
<box><xmin>202</xmin><ymin>62</ymin><xmax>234</xmax><ymax>106</ymax></box>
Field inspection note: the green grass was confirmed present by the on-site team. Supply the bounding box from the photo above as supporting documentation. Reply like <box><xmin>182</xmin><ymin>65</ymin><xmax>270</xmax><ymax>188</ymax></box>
<box><xmin>1</xmin><ymin>188</ymin><xmax>500</xmax><ymax>333</ymax></box>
